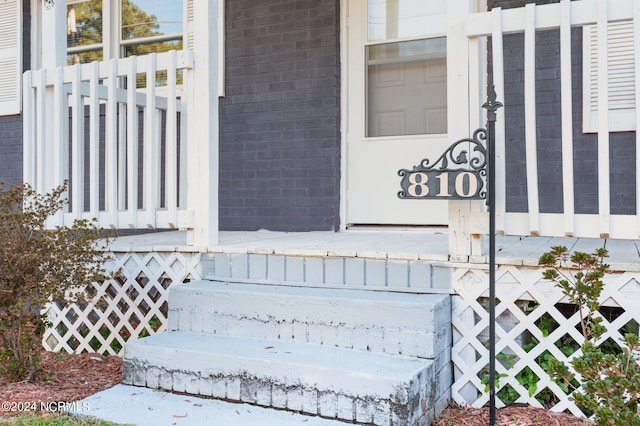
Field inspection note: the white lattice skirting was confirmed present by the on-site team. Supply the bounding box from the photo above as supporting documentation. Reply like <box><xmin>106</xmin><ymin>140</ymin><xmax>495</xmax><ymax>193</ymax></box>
<box><xmin>451</xmin><ymin>264</ymin><xmax>640</xmax><ymax>418</ymax></box>
<box><xmin>42</xmin><ymin>251</ymin><xmax>202</xmax><ymax>355</ymax></box>
<box><xmin>41</xmin><ymin>247</ymin><xmax>640</xmax><ymax>419</ymax></box>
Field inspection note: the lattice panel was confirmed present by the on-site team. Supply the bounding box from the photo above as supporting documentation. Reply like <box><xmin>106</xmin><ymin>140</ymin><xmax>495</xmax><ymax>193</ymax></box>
<box><xmin>42</xmin><ymin>251</ymin><xmax>202</xmax><ymax>355</ymax></box>
<box><xmin>452</xmin><ymin>265</ymin><xmax>640</xmax><ymax>418</ymax></box>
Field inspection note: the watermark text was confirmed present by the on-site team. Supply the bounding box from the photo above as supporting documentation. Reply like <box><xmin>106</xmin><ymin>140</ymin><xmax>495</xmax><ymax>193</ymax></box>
<box><xmin>2</xmin><ymin>401</ymin><xmax>90</xmax><ymax>413</ymax></box>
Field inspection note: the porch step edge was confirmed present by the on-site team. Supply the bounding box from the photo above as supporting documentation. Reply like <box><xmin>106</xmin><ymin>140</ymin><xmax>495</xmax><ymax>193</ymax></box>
<box><xmin>201</xmin><ymin>275</ymin><xmax>455</xmax><ymax>294</ymax></box>
<box><xmin>123</xmin><ymin>331</ymin><xmax>450</xmax><ymax>425</ymax></box>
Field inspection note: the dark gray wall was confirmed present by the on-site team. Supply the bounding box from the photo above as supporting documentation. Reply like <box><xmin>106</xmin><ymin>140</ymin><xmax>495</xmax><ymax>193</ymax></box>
<box><xmin>219</xmin><ymin>0</ymin><xmax>341</xmax><ymax>231</ymax></box>
<box><xmin>494</xmin><ymin>0</ymin><xmax>636</xmax><ymax>215</ymax></box>
<box><xmin>0</xmin><ymin>0</ymin><xmax>29</xmax><ymax>185</ymax></box>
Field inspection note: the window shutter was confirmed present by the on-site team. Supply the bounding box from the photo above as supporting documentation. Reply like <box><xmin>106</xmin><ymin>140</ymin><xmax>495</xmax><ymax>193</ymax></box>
<box><xmin>0</xmin><ymin>0</ymin><xmax>21</xmax><ymax>116</ymax></box>
<box><xmin>185</xmin><ymin>0</ymin><xmax>195</xmax><ymax>51</ymax></box>
<box><xmin>583</xmin><ymin>20</ymin><xmax>635</xmax><ymax>133</ymax></box>
<box><xmin>185</xmin><ymin>0</ymin><xmax>225</xmax><ymax>96</ymax></box>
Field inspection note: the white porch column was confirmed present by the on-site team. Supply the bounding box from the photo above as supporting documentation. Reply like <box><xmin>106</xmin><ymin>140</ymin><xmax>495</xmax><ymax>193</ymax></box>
<box><xmin>447</xmin><ymin>0</ymin><xmax>485</xmax><ymax>261</ymax></box>
<box><xmin>38</xmin><ymin>0</ymin><xmax>66</xmax><ymax>202</ymax></box>
<box><xmin>186</xmin><ymin>0</ymin><xmax>219</xmax><ymax>247</ymax></box>
<box><xmin>41</xmin><ymin>0</ymin><xmax>66</xmax><ymax>68</ymax></box>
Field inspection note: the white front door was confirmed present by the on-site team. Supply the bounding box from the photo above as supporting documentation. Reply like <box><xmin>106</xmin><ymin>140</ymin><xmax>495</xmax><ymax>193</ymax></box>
<box><xmin>345</xmin><ymin>0</ymin><xmax>450</xmax><ymax>226</ymax></box>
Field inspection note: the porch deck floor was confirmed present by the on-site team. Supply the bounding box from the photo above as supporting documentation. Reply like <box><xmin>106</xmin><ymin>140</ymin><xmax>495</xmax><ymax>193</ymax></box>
<box><xmin>110</xmin><ymin>229</ymin><xmax>640</xmax><ymax>271</ymax></box>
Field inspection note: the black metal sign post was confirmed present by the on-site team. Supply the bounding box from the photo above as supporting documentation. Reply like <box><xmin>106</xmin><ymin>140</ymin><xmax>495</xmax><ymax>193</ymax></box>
<box><xmin>484</xmin><ymin>86</ymin><xmax>502</xmax><ymax>426</ymax></box>
<box><xmin>398</xmin><ymin>86</ymin><xmax>502</xmax><ymax>426</ymax></box>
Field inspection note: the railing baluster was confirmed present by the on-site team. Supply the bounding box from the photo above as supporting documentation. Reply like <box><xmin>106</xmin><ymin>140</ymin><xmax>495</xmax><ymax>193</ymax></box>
<box><xmin>596</xmin><ymin>0</ymin><xmax>611</xmax><ymax>238</ymax></box>
<box><xmin>71</xmin><ymin>64</ymin><xmax>84</xmax><ymax>221</ymax></box>
<box><xmin>491</xmin><ymin>8</ymin><xmax>507</xmax><ymax>235</ymax></box>
<box><xmin>126</xmin><ymin>56</ymin><xmax>139</xmax><ymax>228</ymax></box>
<box><xmin>51</xmin><ymin>66</ymin><xmax>67</xmax><ymax>226</ymax></box>
<box><xmin>35</xmin><ymin>70</ymin><xmax>46</xmax><ymax>194</ymax></box>
<box><xmin>118</xmin><ymin>102</ymin><xmax>127</xmax><ymax>214</ymax></box>
<box><xmin>560</xmin><ymin>0</ymin><xmax>575</xmax><ymax>237</ymax></box>
<box><xmin>524</xmin><ymin>3</ymin><xmax>540</xmax><ymax>236</ymax></box>
<box><xmin>144</xmin><ymin>53</ymin><xmax>158</xmax><ymax>228</ymax></box>
<box><xmin>106</xmin><ymin>58</ymin><xmax>119</xmax><ymax>228</ymax></box>
<box><xmin>166</xmin><ymin>51</ymin><xmax>178</xmax><ymax>227</ymax></box>
<box><xmin>89</xmin><ymin>61</ymin><xmax>100</xmax><ymax>217</ymax></box>
<box><xmin>179</xmin><ymin>78</ymin><xmax>189</xmax><ymax>211</ymax></box>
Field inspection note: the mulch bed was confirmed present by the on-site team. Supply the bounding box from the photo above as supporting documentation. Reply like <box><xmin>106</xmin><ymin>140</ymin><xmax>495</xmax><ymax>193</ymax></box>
<box><xmin>0</xmin><ymin>351</ymin><xmax>595</xmax><ymax>425</ymax></box>
<box><xmin>435</xmin><ymin>402</ymin><xmax>594</xmax><ymax>425</ymax></box>
<box><xmin>0</xmin><ymin>351</ymin><xmax>122</xmax><ymax>417</ymax></box>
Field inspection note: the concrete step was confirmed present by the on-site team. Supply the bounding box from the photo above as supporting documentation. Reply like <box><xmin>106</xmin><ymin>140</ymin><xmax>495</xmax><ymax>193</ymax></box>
<box><xmin>122</xmin><ymin>331</ymin><xmax>447</xmax><ymax>426</ymax></box>
<box><xmin>168</xmin><ymin>280</ymin><xmax>451</xmax><ymax>359</ymax></box>
<box><xmin>124</xmin><ymin>280</ymin><xmax>452</xmax><ymax>424</ymax></box>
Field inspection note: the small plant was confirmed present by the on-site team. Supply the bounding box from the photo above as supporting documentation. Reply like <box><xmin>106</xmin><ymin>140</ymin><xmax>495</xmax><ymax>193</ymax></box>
<box><xmin>539</xmin><ymin>246</ymin><xmax>640</xmax><ymax>425</ymax></box>
<box><xmin>0</xmin><ymin>182</ymin><xmax>115</xmax><ymax>382</ymax></box>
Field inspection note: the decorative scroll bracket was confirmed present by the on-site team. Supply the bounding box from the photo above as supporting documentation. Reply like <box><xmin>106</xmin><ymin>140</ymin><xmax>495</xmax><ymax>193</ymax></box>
<box><xmin>397</xmin><ymin>128</ymin><xmax>488</xmax><ymax>200</ymax></box>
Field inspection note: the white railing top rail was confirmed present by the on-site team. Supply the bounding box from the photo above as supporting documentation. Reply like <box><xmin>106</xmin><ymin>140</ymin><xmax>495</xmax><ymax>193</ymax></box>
<box><xmin>466</xmin><ymin>0</ymin><xmax>636</xmax><ymax>36</ymax></box>
<box><xmin>24</xmin><ymin>50</ymin><xmax>194</xmax><ymax>89</ymax></box>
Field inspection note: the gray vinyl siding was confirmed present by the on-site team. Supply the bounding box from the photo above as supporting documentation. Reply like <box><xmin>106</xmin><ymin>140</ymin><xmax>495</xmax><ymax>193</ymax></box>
<box><xmin>219</xmin><ymin>0</ymin><xmax>341</xmax><ymax>231</ymax></box>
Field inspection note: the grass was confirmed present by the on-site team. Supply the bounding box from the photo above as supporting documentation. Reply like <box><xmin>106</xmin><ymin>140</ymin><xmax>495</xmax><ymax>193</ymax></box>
<box><xmin>0</xmin><ymin>414</ymin><xmax>129</xmax><ymax>425</ymax></box>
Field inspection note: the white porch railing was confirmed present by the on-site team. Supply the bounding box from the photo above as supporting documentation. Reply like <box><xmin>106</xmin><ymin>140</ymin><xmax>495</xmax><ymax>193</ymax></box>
<box><xmin>447</xmin><ymin>1</ymin><xmax>640</xmax><ymax>417</ymax></box>
<box><xmin>23</xmin><ymin>50</ymin><xmax>194</xmax><ymax>230</ymax></box>
<box><xmin>462</xmin><ymin>0</ymin><xmax>640</xmax><ymax>241</ymax></box>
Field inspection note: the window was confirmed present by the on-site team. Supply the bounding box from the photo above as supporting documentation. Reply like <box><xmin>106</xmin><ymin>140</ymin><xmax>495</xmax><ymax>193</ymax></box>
<box><xmin>582</xmin><ymin>20</ymin><xmax>635</xmax><ymax>133</ymax></box>
<box><xmin>365</xmin><ymin>0</ymin><xmax>447</xmax><ymax>137</ymax></box>
<box><xmin>66</xmin><ymin>0</ymin><xmax>184</xmax><ymax>65</ymax></box>
<box><xmin>64</xmin><ymin>0</ymin><xmax>224</xmax><ymax>94</ymax></box>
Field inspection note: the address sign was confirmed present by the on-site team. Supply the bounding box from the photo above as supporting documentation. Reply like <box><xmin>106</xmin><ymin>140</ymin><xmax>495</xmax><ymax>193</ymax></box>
<box><xmin>398</xmin><ymin>128</ymin><xmax>488</xmax><ymax>201</ymax></box>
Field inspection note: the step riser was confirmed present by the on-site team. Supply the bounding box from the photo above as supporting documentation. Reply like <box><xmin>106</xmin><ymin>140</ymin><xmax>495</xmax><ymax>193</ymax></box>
<box><xmin>168</xmin><ymin>282</ymin><xmax>451</xmax><ymax>359</ymax></box>
<box><xmin>201</xmin><ymin>253</ymin><xmax>452</xmax><ymax>290</ymax></box>
<box><xmin>123</xmin><ymin>357</ymin><xmax>446</xmax><ymax>426</ymax></box>
<box><xmin>171</xmin><ymin>308</ymin><xmax>450</xmax><ymax>360</ymax></box>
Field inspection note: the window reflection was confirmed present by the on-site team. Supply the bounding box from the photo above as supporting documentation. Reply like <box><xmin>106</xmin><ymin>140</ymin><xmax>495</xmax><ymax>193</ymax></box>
<box><xmin>121</xmin><ymin>0</ymin><xmax>183</xmax><ymax>40</ymax></box>
<box><xmin>121</xmin><ymin>0</ymin><xmax>184</xmax><ymax>58</ymax></box>
<box><xmin>368</xmin><ymin>0</ymin><xmax>445</xmax><ymax>41</ymax></box>
<box><xmin>67</xmin><ymin>0</ymin><xmax>103</xmax><ymax>64</ymax></box>
<box><xmin>367</xmin><ymin>38</ymin><xmax>447</xmax><ymax>137</ymax></box>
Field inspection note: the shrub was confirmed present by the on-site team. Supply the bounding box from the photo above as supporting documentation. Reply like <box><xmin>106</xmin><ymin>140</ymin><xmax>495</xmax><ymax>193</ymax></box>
<box><xmin>539</xmin><ymin>246</ymin><xmax>640</xmax><ymax>425</ymax></box>
<box><xmin>0</xmin><ymin>182</ymin><xmax>114</xmax><ymax>382</ymax></box>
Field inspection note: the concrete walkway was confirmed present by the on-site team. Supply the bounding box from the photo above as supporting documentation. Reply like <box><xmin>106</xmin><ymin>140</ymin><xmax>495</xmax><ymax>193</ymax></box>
<box><xmin>72</xmin><ymin>384</ymin><xmax>352</xmax><ymax>426</ymax></box>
